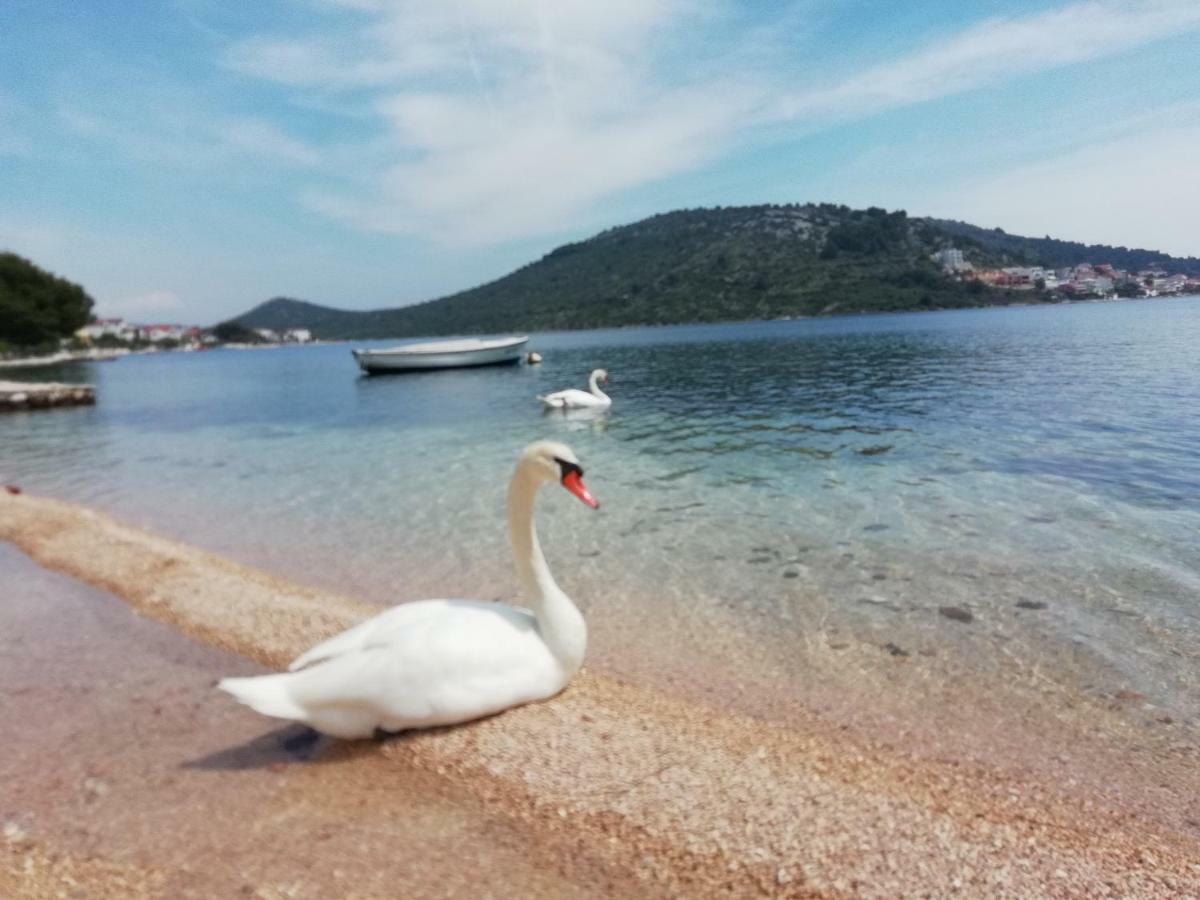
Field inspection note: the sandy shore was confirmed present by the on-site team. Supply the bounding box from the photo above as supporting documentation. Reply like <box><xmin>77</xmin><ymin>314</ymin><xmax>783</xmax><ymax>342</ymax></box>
<box><xmin>3</xmin><ymin>490</ymin><xmax>1199</xmax><ymax>898</ymax></box>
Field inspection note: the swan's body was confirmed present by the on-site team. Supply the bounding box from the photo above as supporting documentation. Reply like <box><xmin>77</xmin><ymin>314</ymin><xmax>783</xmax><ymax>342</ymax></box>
<box><xmin>539</xmin><ymin>368</ymin><xmax>611</xmax><ymax>410</ymax></box>
<box><xmin>219</xmin><ymin>441</ymin><xmax>598</xmax><ymax>739</ymax></box>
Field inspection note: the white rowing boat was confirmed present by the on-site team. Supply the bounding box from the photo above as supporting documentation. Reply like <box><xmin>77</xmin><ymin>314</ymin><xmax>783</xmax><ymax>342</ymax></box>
<box><xmin>351</xmin><ymin>335</ymin><xmax>529</xmax><ymax>374</ymax></box>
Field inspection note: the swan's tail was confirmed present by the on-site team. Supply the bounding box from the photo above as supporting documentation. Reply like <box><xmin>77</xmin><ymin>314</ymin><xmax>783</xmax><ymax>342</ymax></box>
<box><xmin>538</xmin><ymin>394</ymin><xmax>564</xmax><ymax>408</ymax></box>
<box><xmin>218</xmin><ymin>674</ymin><xmax>307</xmax><ymax>721</ymax></box>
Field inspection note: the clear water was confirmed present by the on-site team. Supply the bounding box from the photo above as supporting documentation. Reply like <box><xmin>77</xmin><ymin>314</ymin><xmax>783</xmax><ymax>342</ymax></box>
<box><xmin>4</xmin><ymin>298</ymin><xmax>1199</xmax><ymax>725</ymax></box>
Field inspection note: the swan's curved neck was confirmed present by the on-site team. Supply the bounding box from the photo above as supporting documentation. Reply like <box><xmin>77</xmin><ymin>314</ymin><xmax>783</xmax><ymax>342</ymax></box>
<box><xmin>507</xmin><ymin>469</ymin><xmax>587</xmax><ymax>674</ymax></box>
<box><xmin>588</xmin><ymin>372</ymin><xmax>610</xmax><ymax>402</ymax></box>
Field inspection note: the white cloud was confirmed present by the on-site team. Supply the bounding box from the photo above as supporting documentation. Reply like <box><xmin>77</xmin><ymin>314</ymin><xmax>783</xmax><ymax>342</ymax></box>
<box><xmin>99</xmin><ymin>290</ymin><xmax>187</xmax><ymax>320</ymax></box>
<box><xmin>307</xmin><ymin>86</ymin><xmax>752</xmax><ymax>243</ymax></box>
<box><xmin>927</xmin><ymin>125</ymin><xmax>1200</xmax><ymax>257</ymax></box>
<box><xmin>219</xmin><ymin>0</ymin><xmax>1200</xmax><ymax>248</ymax></box>
<box><xmin>222</xmin><ymin>37</ymin><xmax>412</xmax><ymax>88</ymax></box>
<box><xmin>56</xmin><ymin>101</ymin><xmax>321</xmax><ymax>171</ymax></box>
<box><xmin>221</xmin><ymin>118</ymin><xmax>322</xmax><ymax>166</ymax></box>
<box><xmin>774</xmin><ymin>0</ymin><xmax>1200</xmax><ymax>123</ymax></box>
<box><xmin>225</xmin><ymin>0</ymin><xmax>758</xmax><ymax>244</ymax></box>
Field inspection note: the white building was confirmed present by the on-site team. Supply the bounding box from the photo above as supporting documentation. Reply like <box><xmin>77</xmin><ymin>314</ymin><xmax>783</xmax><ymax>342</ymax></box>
<box><xmin>934</xmin><ymin>248</ymin><xmax>971</xmax><ymax>272</ymax></box>
<box><xmin>143</xmin><ymin>324</ymin><xmax>188</xmax><ymax>343</ymax></box>
<box><xmin>283</xmin><ymin>328</ymin><xmax>313</xmax><ymax>343</ymax></box>
<box><xmin>1157</xmin><ymin>274</ymin><xmax>1187</xmax><ymax>294</ymax></box>
<box><xmin>80</xmin><ymin>318</ymin><xmax>139</xmax><ymax>342</ymax></box>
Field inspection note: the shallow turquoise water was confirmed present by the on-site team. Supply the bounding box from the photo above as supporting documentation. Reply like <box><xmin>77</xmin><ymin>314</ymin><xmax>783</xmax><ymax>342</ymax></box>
<box><xmin>4</xmin><ymin>297</ymin><xmax>1199</xmax><ymax>721</ymax></box>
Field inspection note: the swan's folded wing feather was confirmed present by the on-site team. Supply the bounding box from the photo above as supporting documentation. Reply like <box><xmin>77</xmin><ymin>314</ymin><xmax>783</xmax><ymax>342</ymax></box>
<box><xmin>288</xmin><ymin>599</ymin><xmax>457</xmax><ymax>671</ymax></box>
<box><xmin>540</xmin><ymin>389</ymin><xmax>594</xmax><ymax>407</ymax></box>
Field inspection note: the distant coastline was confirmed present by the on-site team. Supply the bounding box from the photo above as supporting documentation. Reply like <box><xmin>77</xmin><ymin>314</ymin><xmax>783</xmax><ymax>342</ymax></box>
<box><xmin>229</xmin><ymin>204</ymin><xmax>1200</xmax><ymax>342</ymax></box>
<box><xmin>4</xmin><ymin>293</ymin><xmax>1196</xmax><ymax>371</ymax></box>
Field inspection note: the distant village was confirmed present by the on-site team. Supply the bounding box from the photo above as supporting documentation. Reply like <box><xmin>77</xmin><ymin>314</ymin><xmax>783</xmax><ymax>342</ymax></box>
<box><xmin>933</xmin><ymin>248</ymin><xmax>1200</xmax><ymax>298</ymax></box>
<box><xmin>75</xmin><ymin>320</ymin><xmax>314</xmax><ymax>351</ymax></box>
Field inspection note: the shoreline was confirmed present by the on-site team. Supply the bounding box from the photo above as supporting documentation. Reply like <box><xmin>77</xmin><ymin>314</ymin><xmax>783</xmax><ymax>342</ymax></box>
<box><xmin>3</xmin><ymin>490</ymin><xmax>1199</xmax><ymax>896</ymax></box>
<box><xmin>2</xmin><ymin>295</ymin><xmax>1194</xmax><ymax>369</ymax></box>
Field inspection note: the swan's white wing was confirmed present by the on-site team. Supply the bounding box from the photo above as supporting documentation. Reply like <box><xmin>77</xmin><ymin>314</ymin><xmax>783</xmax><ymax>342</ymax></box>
<box><xmin>539</xmin><ymin>389</ymin><xmax>598</xmax><ymax>408</ymax></box>
<box><xmin>285</xmin><ymin>602</ymin><xmax>559</xmax><ymax>727</ymax></box>
<box><xmin>289</xmin><ymin>599</ymin><xmax>463</xmax><ymax>671</ymax></box>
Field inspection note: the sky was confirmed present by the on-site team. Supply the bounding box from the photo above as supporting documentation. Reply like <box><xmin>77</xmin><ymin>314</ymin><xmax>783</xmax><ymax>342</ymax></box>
<box><xmin>1</xmin><ymin>0</ymin><xmax>1198</xmax><ymax>324</ymax></box>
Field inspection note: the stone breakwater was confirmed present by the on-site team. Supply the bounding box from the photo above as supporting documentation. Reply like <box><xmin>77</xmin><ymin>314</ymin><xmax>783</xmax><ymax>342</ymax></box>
<box><xmin>2</xmin><ymin>491</ymin><xmax>1199</xmax><ymax>898</ymax></box>
<box><xmin>0</xmin><ymin>348</ymin><xmax>127</xmax><ymax>369</ymax></box>
<box><xmin>0</xmin><ymin>380</ymin><xmax>95</xmax><ymax>411</ymax></box>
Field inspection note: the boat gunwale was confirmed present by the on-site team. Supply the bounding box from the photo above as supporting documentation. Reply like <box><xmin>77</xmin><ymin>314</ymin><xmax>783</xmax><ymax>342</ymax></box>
<box><xmin>352</xmin><ymin>336</ymin><xmax>528</xmax><ymax>358</ymax></box>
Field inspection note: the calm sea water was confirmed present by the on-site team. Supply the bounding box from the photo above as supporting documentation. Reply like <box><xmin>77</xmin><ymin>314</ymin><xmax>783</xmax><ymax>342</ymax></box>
<box><xmin>4</xmin><ymin>298</ymin><xmax>1199</xmax><ymax>722</ymax></box>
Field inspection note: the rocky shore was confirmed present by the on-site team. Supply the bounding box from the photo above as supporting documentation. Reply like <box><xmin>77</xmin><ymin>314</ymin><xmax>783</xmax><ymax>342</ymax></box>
<box><xmin>2</xmin><ymin>491</ymin><xmax>1198</xmax><ymax>898</ymax></box>
<box><xmin>0</xmin><ymin>380</ymin><xmax>95</xmax><ymax>411</ymax></box>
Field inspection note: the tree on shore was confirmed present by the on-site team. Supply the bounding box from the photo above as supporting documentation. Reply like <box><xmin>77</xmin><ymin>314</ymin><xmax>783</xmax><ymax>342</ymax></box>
<box><xmin>0</xmin><ymin>252</ymin><xmax>95</xmax><ymax>349</ymax></box>
<box><xmin>212</xmin><ymin>320</ymin><xmax>267</xmax><ymax>344</ymax></box>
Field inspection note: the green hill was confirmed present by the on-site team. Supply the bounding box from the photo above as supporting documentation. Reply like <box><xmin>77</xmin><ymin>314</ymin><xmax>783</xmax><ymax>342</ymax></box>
<box><xmin>0</xmin><ymin>252</ymin><xmax>95</xmax><ymax>351</ymax></box>
<box><xmin>231</xmin><ymin>204</ymin><xmax>1197</xmax><ymax>339</ymax></box>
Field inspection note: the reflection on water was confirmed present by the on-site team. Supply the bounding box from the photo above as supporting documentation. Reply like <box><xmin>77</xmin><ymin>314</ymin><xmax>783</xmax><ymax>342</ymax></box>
<box><xmin>3</xmin><ymin>298</ymin><xmax>1199</xmax><ymax>723</ymax></box>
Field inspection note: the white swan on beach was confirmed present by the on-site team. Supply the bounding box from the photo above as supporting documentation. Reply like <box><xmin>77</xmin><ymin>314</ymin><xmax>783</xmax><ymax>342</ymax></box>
<box><xmin>218</xmin><ymin>441</ymin><xmax>598</xmax><ymax>739</ymax></box>
<box><xmin>539</xmin><ymin>368</ymin><xmax>612</xmax><ymax>410</ymax></box>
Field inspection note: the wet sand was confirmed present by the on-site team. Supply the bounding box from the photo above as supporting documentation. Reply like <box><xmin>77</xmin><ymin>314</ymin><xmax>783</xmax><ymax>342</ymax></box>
<box><xmin>3</xmin><ymin>490</ymin><xmax>1199</xmax><ymax>898</ymax></box>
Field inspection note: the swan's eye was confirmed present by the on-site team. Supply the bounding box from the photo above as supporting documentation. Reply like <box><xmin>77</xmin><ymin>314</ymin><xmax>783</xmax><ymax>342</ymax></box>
<box><xmin>553</xmin><ymin>457</ymin><xmax>584</xmax><ymax>481</ymax></box>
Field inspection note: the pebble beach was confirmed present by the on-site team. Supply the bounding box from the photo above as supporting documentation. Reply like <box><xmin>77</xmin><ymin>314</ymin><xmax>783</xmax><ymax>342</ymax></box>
<box><xmin>3</xmin><ymin>489</ymin><xmax>1198</xmax><ymax>898</ymax></box>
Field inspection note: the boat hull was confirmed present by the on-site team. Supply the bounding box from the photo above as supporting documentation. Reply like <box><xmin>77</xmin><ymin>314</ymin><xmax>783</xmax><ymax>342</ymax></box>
<box><xmin>352</xmin><ymin>336</ymin><xmax>529</xmax><ymax>374</ymax></box>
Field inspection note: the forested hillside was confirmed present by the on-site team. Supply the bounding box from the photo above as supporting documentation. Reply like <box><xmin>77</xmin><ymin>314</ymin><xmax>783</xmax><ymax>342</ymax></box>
<box><xmin>0</xmin><ymin>252</ymin><xmax>95</xmax><ymax>351</ymax></box>
<box><xmin>232</xmin><ymin>204</ymin><xmax>1199</xmax><ymax>339</ymax></box>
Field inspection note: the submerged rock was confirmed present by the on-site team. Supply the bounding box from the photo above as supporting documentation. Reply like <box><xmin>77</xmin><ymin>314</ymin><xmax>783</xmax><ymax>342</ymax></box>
<box><xmin>860</xmin><ymin>596</ymin><xmax>901</xmax><ymax>612</ymax></box>
<box><xmin>938</xmin><ymin>605</ymin><xmax>974</xmax><ymax>624</ymax></box>
<box><xmin>1015</xmin><ymin>600</ymin><xmax>1048</xmax><ymax>610</ymax></box>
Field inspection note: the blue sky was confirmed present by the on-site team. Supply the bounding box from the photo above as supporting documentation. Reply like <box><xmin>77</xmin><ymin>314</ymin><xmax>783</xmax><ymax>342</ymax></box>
<box><xmin>1</xmin><ymin>0</ymin><xmax>1198</xmax><ymax>323</ymax></box>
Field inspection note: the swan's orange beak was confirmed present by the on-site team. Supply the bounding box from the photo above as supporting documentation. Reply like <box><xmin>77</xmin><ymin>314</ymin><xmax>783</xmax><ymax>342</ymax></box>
<box><xmin>562</xmin><ymin>470</ymin><xmax>599</xmax><ymax>509</ymax></box>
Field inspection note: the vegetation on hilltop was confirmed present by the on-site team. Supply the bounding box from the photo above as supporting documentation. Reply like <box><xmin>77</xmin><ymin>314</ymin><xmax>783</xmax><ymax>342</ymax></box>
<box><xmin>0</xmin><ymin>252</ymin><xmax>95</xmax><ymax>351</ymax></box>
<box><xmin>232</xmin><ymin>204</ymin><xmax>1199</xmax><ymax>340</ymax></box>
<box><xmin>926</xmin><ymin>219</ymin><xmax>1200</xmax><ymax>275</ymax></box>
<box><xmin>211</xmin><ymin>320</ymin><xmax>268</xmax><ymax>344</ymax></box>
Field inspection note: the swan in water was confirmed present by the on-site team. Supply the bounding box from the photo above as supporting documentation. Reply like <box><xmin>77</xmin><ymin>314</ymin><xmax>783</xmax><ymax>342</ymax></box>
<box><xmin>539</xmin><ymin>368</ymin><xmax>611</xmax><ymax>410</ymax></box>
<box><xmin>218</xmin><ymin>441</ymin><xmax>599</xmax><ymax>739</ymax></box>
